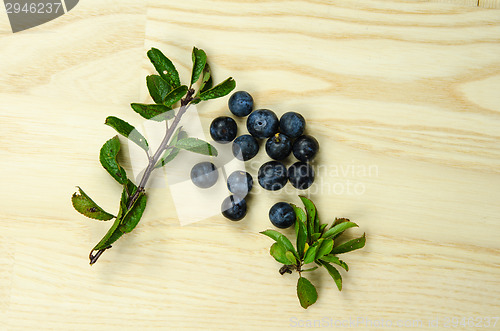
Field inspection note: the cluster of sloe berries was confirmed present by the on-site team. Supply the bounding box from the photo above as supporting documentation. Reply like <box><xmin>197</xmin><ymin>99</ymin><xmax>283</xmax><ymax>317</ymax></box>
<box><xmin>190</xmin><ymin>91</ymin><xmax>319</xmax><ymax>226</ymax></box>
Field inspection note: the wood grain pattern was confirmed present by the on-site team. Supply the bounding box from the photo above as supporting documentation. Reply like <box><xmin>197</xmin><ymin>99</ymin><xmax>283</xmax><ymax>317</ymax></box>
<box><xmin>1</xmin><ymin>0</ymin><xmax>500</xmax><ymax>330</ymax></box>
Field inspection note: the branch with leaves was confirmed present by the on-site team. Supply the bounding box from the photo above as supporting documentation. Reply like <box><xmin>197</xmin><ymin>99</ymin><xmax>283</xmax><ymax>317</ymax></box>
<box><xmin>72</xmin><ymin>47</ymin><xmax>235</xmax><ymax>265</ymax></box>
<box><xmin>261</xmin><ymin>196</ymin><xmax>366</xmax><ymax>309</ymax></box>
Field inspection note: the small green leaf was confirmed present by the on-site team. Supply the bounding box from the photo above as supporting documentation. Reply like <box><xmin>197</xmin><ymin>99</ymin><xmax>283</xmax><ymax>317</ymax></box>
<box><xmin>198</xmin><ymin>77</ymin><xmax>235</xmax><ymax>101</ymax></box>
<box><xmin>105</xmin><ymin>116</ymin><xmax>149</xmax><ymax>152</ymax></box>
<box><xmin>319</xmin><ymin>223</ymin><xmax>328</xmax><ymax>234</ymax></box>
<box><xmin>291</xmin><ymin>203</ymin><xmax>308</xmax><ymax>243</ymax></box>
<box><xmin>331</xmin><ymin>233</ymin><xmax>366</xmax><ymax>254</ymax></box>
<box><xmin>316</xmin><ymin>239</ymin><xmax>334</xmax><ymax>261</ymax></box>
<box><xmin>303</xmin><ymin>245</ymin><xmax>318</xmax><ymax>264</ymax></box>
<box><xmin>117</xmin><ymin>181</ymin><xmax>136</xmax><ymax>217</ymax></box>
<box><xmin>285</xmin><ymin>251</ymin><xmax>297</xmax><ymax>265</ymax></box>
<box><xmin>299</xmin><ymin>195</ymin><xmax>317</xmax><ymax>233</ymax></box>
<box><xmin>124</xmin><ymin>180</ymin><xmax>138</xmax><ymax>201</ymax></box>
<box><xmin>191</xmin><ymin>47</ymin><xmax>207</xmax><ymax>85</ymax></box>
<box><xmin>270</xmin><ymin>242</ymin><xmax>293</xmax><ymax>264</ymax></box>
<box><xmin>119</xmin><ymin>193</ymin><xmax>147</xmax><ymax>233</ymax></box>
<box><xmin>297</xmin><ymin>277</ymin><xmax>318</xmax><ymax>309</ymax></box>
<box><xmin>200</xmin><ymin>63</ymin><xmax>213</xmax><ymax>93</ymax></box>
<box><xmin>99</xmin><ymin>136</ymin><xmax>127</xmax><ymax>184</ymax></box>
<box><xmin>92</xmin><ymin>216</ymin><xmax>124</xmax><ymax>251</ymax></box>
<box><xmin>260</xmin><ymin>230</ymin><xmax>298</xmax><ymax>259</ymax></box>
<box><xmin>321</xmin><ymin>262</ymin><xmax>343</xmax><ymax>291</ymax></box>
<box><xmin>301</xmin><ymin>266</ymin><xmax>319</xmax><ymax>272</ymax></box>
<box><xmin>147</xmin><ymin>48</ymin><xmax>181</xmax><ymax>88</ymax></box>
<box><xmin>146</xmin><ymin>75</ymin><xmax>171</xmax><ymax>104</ymax></box>
<box><xmin>311</xmin><ymin>233</ymin><xmax>321</xmax><ymax>242</ymax></box>
<box><xmin>130</xmin><ymin>103</ymin><xmax>174</xmax><ymax>122</ymax></box>
<box><xmin>71</xmin><ymin>187</ymin><xmax>115</xmax><ymax>221</ymax></box>
<box><xmin>320</xmin><ymin>255</ymin><xmax>349</xmax><ymax>271</ymax></box>
<box><xmin>330</xmin><ymin>218</ymin><xmax>349</xmax><ymax>230</ymax></box>
<box><xmin>175</xmin><ymin>137</ymin><xmax>218</xmax><ymax>156</ymax></box>
<box><xmin>296</xmin><ymin>217</ymin><xmax>307</xmax><ymax>258</ymax></box>
<box><xmin>260</xmin><ymin>229</ymin><xmax>282</xmax><ymax>242</ymax></box>
<box><xmin>164</xmin><ymin>85</ymin><xmax>188</xmax><ymax>107</ymax></box>
<box><xmin>323</xmin><ymin>221</ymin><xmax>358</xmax><ymax>240</ymax></box>
<box><xmin>92</xmin><ymin>182</ymin><xmax>139</xmax><ymax>251</ymax></box>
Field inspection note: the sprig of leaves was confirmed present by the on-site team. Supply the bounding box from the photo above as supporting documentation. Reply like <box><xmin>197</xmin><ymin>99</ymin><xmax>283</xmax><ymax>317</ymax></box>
<box><xmin>260</xmin><ymin>196</ymin><xmax>366</xmax><ymax>309</ymax></box>
<box><xmin>72</xmin><ymin>47</ymin><xmax>235</xmax><ymax>265</ymax></box>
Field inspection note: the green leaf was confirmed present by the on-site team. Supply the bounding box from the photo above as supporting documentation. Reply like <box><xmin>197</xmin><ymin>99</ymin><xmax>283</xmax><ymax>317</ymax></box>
<box><xmin>117</xmin><ymin>181</ymin><xmax>136</xmax><ymax>217</ymax></box>
<box><xmin>191</xmin><ymin>47</ymin><xmax>207</xmax><ymax>85</ymax></box>
<box><xmin>119</xmin><ymin>193</ymin><xmax>147</xmax><ymax>233</ymax></box>
<box><xmin>311</xmin><ymin>233</ymin><xmax>321</xmax><ymax>242</ymax></box>
<box><xmin>296</xmin><ymin>216</ymin><xmax>307</xmax><ymax>258</ymax></box>
<box><xmin>130</xmin><ymin>103</ymin><xmax>174</xmax><ymax>122</ymax></box>
<box><xmin>200</xmin><ymin>63</ymin><xmax>213</xmax><ymax>93</ymax></box>
<box><xmin>285</xmin><ymin>251</ymin><xmax>297</xmax><ymax>265</ymax></box>
<box><xmin>322</xmin><ymin>262</ymin><xmax>343</xmax><ymax>291</ymax></box>
<box><xmin>320</xmin><ymin>255</ymin><xmax>349</xmax><ymax>271</ymax></box>
<box><xmin>92</xmin><ymin>181</ymin><xmax>138</xmax><ymax>251</ymax></box>
<box><xmin>146</xmin><ymin>75</ymin><xmax>171</xmax><ymax>104</ymax></box>
<box><xmin>323</xmin><ymin>221</ymin><xmax>358</xmax><ymax>240</ymax></box>
<box><xmin>260</xmin><ymin>230</ymin><xmax>298</xmax><ymax>259</ymax></box>
<box><xmin>71</xmin><ymin>187</ymin><xmax>115</xmax><ymax>221</ymax></box>
<box><xmin>331</xmin><ymin>233</ymin><xmax>366</xmax><ymax>254</ymax></box>
<box><xmin>319</xmin><ymin>223</ymin><xmax>328</xmax><ymax>234</ymax></box>
<box><xmin>299</xmin><ymin>195</ymin><xmax>319</xmax><ymax>232</ymax></box>
<box><xmin>105</xmin><ymin>116</ymin><xmax>149</xmax><ymax>152</ymax></box>
<box><xmin>316</xmin><ymin>239</ymin><xmax>334</xmax><ymax>260</ymax></box>
<box><xmin>99</xmin><ymin>136</ymin><xmax>127</xmax><ymax>184</ymax></box>
<box><xmin>147</xmin><ymin>48</ymin><xmax>181</xmax><ymax>88</ymax></box>
<box><xmin>270</xmin><ymin>242</ymin><xmax>293</xmax><ymax>265</ymax></box>
<box><xmin>297</xmin><ymin>277</ymin><xmax>318</xmax><ymax>309</ymax></box>
<box><xmin>330</xmin><ymin>217</ymin><xmax>350</xmax><ymax>230</ymax></box>
<box><xmin>92</xmin><ymin>216</ymin><xmax>124</xmax><ymax>251</ymax></box>
<box><xmin>301</xmin><ymin>266</ymin><xmax>318</xmax><ymax>272</ymax></box>
<box><xmin>198</xmin><ymin>77</ymin><xmax>235</xmax><ymax>101</ymax></box>
<box><xmin>175</xmin><ymin>137</ymin><xmax>218</xmax><ymax>156</ymax></box>
<box><xmin>124</xmin><ymin>180</ymin><xmax>138</xmax><ymax>200</ymax></box>
<box><xmin>291</xmin><ymin>203</ymin><xmax>308</xmax><ymax>243</ymax></box>
<box><xmin>299</xmin><ymin>195</ymin><xmax>317</xmax><ymax>233</ymax></box>
<box><xmin>164</xmin><ymin>85</ymin><xmax>188</xmax><ymax>107</ymax></box>
<box><xmin>303</xmin><ymin>245</ymin><xmax>318</xmax><ymax>264</ymax></box>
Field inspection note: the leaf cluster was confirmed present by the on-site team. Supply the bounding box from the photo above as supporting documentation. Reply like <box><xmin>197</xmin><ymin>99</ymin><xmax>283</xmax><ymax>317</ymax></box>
<box><xmin>260</xmin><ymin>196</ymin><xmax>366</xmax><ymax>309</ymax></box>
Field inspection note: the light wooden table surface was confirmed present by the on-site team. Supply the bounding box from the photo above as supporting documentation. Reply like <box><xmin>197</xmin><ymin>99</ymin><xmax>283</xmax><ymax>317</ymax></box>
<box><xmin>1</xmin><ymin>1</ymin><xmax>500</xmax><ymax>330</ymax></box>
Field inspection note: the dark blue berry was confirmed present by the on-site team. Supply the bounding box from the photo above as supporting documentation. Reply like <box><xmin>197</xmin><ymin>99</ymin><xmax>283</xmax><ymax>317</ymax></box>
<box><xmin>288</xmin><ymin>162</ymin><xmax>315</xmax><ymax>190</ymax></box>
<box><xmin>228</xmin><ymin>91</ymin><xmax>253</xmax><ymax>117</ymax></box>
<box><xmin>227</xmin><ymin>171</ymin><xmax>253</xmax><ymax>197</ymax></box>
<box><xmin>265</xmin><ymin>133</ymin><xmax>292</xmax><ymax>160</ymax></box>
<box><xmin>269</xmin><ymin>202</ymin><xmax>296</xmax><ymax>229</ymax></box>
<box><xmin>232</xmin><ymin>134</ymin><xmax>259</xmax><ymax>161</ymax></box>
<box><xmin>210</xmin><ymin>116</ymin><xmax>237</xmax><ymax>144</ymax></box>
<box><xmin>292</xmin><ymin>135</ymin><xmax>319</xmax><ymax>162</ymax></box>
<box><xmin>190</xmin><ymin>162</ymin><xmax>219</xmax><ymax>188</ymax></box>
<box><xmin>258</xmin><ymin>161</ymin><xmax>287</xmax><ymax>191</ymax></box>
<box><xmin>279</xmin><ymin>112</ymin><xmax>306</xmax><ymax>139</ymax></box>
<box><xmin>221</xmin><ymin>195</ymin><xmax>247</xmax><ymax>221</ymax></box>
<box><xmin>246</xmin><ymin>109</ymin><xmax>279</xmax><ymax>139</ymax></box>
